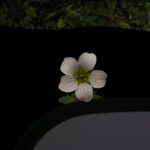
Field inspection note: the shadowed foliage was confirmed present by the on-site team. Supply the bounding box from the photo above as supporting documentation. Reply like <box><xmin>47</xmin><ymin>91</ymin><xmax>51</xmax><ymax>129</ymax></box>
<box><xmin>0</xmin><ymin>0</ymin><xmax>150</xmax><ymax>30</ymax></box>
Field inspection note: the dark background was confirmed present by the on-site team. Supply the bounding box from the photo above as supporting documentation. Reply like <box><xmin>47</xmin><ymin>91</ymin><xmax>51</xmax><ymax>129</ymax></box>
<box><xmin>1</xmin><ymin>26</ymin><xmax>149</xmax><ymax>149</ymax></box>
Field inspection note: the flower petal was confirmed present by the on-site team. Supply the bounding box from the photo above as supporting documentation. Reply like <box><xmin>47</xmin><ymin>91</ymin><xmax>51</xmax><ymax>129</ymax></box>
<box><xmin>89</xmin><ymin>70</ymin><xmax>107</xmax><ymax>88</ymax></box>
<box><xmin>60</xmin><ymin>57</ymin><xmax>79</xmax><ymax>76</ymax></box>
<box><xmin>78</xmin><ymin>52</ymin><xmax>97</xmax><ymax>71</ymax></box>
<box><xmin>75</xmin><ymin>83</ymin><xmax>93</xmax><ymax>102</ymax></box>
<box><xmin>58</xmin><ymin>75</ymin><xmax>78</xmax><ymax>92</ymax></box>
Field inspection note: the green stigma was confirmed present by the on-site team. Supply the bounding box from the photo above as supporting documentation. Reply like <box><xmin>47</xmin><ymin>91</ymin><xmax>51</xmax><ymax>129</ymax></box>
<box><xmin>74</xmin><ymin>67</ymin><xmax>90</xmax><ymax>83</ymax></box>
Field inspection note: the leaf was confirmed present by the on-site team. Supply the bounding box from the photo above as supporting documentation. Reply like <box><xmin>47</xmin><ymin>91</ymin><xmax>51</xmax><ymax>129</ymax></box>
<box><xmin>23</xmin><ymin>0</ymin><xmax>42</xmax><ymax>8</ymax></box>
<box><xmin>66</xmin><ymin>4</ymin><xmax>74</xmax><ymax>12</ymax></box>
<box><xmin>59</xmin><ymin>94</ymin><xmax>79</xmax><ymax>104</ymax></box>
<box><xmin>93</xmin><ymin>94</ymin><xmax>102</xmax><ymax>100</ymax></box>
<box><xmin>25</xmin><ymin>7</ymin><xmax>37</xmax><ymax>18</ymax></box>
<box><xmin>146</xmin><ymin>2</ymin><xmax>150</xmax><ymax>26</ymax></box>
<box><xmin>119</xmin><ymin>22</ymin><xmax>130</xmax><ymax>29</ymax></box>
<box><xmin>121</xmin><ymin>1</ymin><xmax>127</xmax><ymax>9</ymax></box>
<box><xmin>146</xmin><ymin>2</ymin><xmax>150</xmax><ymax>9</ymax></box>
<box><xmin>0</xmin><ymin>9</ymin><xmax>7</xmax><ymax>25</ymax></box>
<box><xmin>93</xmin><ymin>89</ymin><xmax>103</xmax><ymax>101</ymax></box>
<box><xmin>57</xmin><ymin>19</ymin><xmax>65</xmax><ymax>29</ymax></box>
<box><xmin>65</xmin><ymin>4</ymin><xmax>78</xmax><ymax>18</ymax></box>
<box><xmin>67</xmin><ymin>10</ymin><xmax>78</xmax><ymax>18</ymax></box>
<box><xmin>46</xmin><ymin>21</ymin><xmax>57</xmax><ymax>29</ymax></box>
<box><xmin>46</xmin><ymin>12</ymin><xmax>56</xmax><ymax>20</ymax></box>
<box><xmin>20</xmin><ymin>19</ymin><xmax>35</xmax><ymax>29</ymax></box>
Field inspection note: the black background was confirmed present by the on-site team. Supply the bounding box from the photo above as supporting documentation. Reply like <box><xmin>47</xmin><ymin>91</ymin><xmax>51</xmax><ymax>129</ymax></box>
<box><xmin>1</xmin><ymin>26</ymin><xmax>150</xmax><ymax>149</ymax></box>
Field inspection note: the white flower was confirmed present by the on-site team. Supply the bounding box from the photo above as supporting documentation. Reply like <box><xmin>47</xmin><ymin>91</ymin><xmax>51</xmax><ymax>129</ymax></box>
<box><xmin>58</xmin><ymin>52</ymin><xmax>107</xmax><ymax>102</ymax></box>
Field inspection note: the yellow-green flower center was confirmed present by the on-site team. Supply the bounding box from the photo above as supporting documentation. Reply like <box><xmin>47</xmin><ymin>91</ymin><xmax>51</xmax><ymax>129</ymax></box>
<box><xmin>74</xmin><ymin>68</ymin><xmax>90</xmax><ymax>83</ymax></box>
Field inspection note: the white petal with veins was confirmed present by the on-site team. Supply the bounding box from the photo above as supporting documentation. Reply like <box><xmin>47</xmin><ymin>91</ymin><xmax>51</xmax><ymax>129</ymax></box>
<box><xmin>75</xmin><ymin>83</ymin><xmax>93</xmax><ymax>102</ymax></box>
<box><xmin>78</xmin><ymin>52</ymin><xmax>97</xmax><ymax>71</ymax></box>
<box><xmin>89</xmin><ymin>70</ymin><xmax>107</xmax><ymax>88</ymax></box>
<box><xmin>60</xmin><ymin>57</ymin><xmax>79</xmax><ymax>76</ymax></box>
<box><xmin>58</xmin><ymin>75</ymin><xmax>78</xmax><ymax>92</ymax></box>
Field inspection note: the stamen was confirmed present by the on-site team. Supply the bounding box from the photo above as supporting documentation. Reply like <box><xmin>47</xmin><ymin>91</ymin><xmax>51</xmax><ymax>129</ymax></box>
<box><xmin>74</xmin><ymin>68</ymin><xmax>90</xmax><ymax>83</ymax></box>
